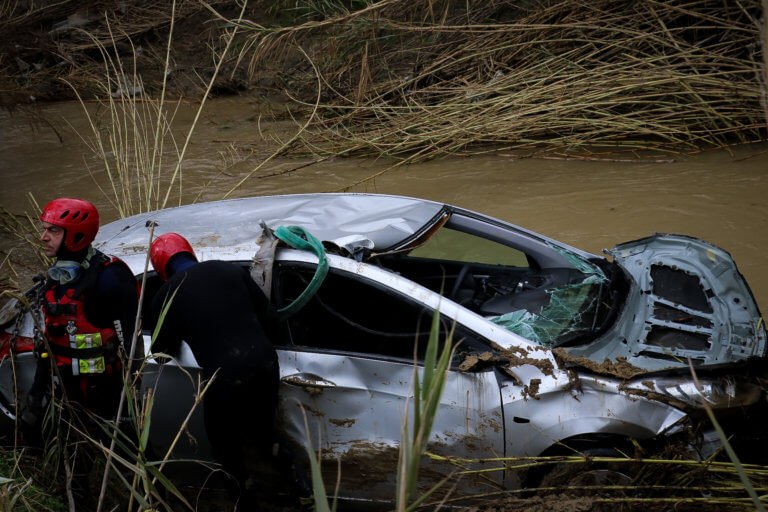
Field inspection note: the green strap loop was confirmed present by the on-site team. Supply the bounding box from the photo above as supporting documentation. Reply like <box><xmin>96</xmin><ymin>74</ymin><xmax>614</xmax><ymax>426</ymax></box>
<box><xmin>274</xmin><ymin>225</ymin><xmax>329</xmax><ymax>320</ymax></box>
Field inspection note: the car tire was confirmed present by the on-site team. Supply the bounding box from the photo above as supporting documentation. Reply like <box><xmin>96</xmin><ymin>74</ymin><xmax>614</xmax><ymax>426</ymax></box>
<box><xmin>536</xmin><ymin>447</ymin><xmax>636</xmax><ymax>496</ymax></box>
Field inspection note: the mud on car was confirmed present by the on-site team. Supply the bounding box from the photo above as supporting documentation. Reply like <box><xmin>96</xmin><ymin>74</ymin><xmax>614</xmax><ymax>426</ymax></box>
<box><xmin>1</xmin><ymin>193</ymin><xmax>766</xmax><ymax>504</ymax></box>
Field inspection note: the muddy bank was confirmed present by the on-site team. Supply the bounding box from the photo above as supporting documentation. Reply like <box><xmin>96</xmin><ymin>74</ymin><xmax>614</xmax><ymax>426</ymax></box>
<box><xmin>1</xmin><ymin>1</ymin><xmax>289</xmax><ymax>106</ymax></box>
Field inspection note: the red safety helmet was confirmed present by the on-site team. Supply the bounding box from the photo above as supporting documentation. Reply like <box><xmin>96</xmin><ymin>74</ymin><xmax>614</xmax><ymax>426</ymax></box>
<box><xmin>40</xmin><ymin>198</ymin><xmax>100</xmax><ymax>252</ymax></box>
<box><xmin>150</xmin><ymin>233</ymin><xmax>197</xmax><ymax>281</ymax></box>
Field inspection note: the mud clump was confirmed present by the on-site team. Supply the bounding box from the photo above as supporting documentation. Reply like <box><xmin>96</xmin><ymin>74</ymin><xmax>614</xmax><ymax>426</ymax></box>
<box><xmin>329</xmin><ymin>418</ymin><xmax>356</xmax><ymax>428</ymax></box>
<box><xmin>459</xmin><ymin>354</ymin><xmax>480</xmax><ymax>371</ymax></box>
<box><xmin>460</xmin><ymin>348</ymin><xmax>555</xmax><ymax>378</ymax></box>
<box><xmin>522</xmin><ymin>378</ymin><xmax>542</xmax><ymax>400</ymax></box>
<box><xmin>498</xmin><ymin>347</ymin><xmax>556</xmax><ymax>377</ymax></box>
<box><xmin>552</xmin><ymin>348</ymin><xmax>646</xmax><ymax>379</ymax></box>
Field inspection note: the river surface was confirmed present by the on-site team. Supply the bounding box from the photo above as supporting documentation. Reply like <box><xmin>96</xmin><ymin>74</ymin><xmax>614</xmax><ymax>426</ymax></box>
<box><xmin>1</xmin><ymin>96</ymin><xmax>766</xmax><ymax>311</ymax></box>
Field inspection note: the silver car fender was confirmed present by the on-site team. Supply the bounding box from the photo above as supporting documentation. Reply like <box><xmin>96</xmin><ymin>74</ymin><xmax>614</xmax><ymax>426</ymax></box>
<box><xmin>501</xmin><ymin>373</ymin><xmax>687</xmax><ymax>460</ymax></box>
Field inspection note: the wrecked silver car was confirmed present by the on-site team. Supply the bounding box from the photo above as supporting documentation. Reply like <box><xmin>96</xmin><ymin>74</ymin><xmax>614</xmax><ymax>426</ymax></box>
<box><xmin>1</xmin><ymin>193</ymin><xmax>766</xmax><ymax>503</ymax></box>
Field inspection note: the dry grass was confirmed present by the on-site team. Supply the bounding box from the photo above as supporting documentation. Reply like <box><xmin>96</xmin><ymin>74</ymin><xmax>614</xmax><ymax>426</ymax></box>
<box><xmin>426</xmin><ymin>452</ymin><xmax>768</xmax><ymax>510</ymax></box>
<box><xmin>59</xmin><ymin>0</ymin><xmax>251</xmax><ymax>216</ymax></box>
<box><xmin>234</xmin><ymin>0</ymin><xmax>768</xmax><ymax>169</ymax></box>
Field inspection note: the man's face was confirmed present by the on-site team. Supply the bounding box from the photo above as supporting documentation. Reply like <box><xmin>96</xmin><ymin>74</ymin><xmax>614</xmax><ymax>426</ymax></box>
<box><xmin>40</xmin><ymin>222</ymin><xmax>65</xmax><ymax>258</ymax></box>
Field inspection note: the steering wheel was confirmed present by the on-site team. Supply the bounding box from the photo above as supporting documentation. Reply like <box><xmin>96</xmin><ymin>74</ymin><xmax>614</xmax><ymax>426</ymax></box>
<box><xmin>450</xmin><ymin>263</ymin><xmax>472</xmax><ymax>301</ymax></box>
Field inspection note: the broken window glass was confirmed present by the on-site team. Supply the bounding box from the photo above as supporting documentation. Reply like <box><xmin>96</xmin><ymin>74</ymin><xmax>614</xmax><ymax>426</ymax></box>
<box><xmin>491</xmin><ymin>245</ymin><xmax>608</xmax><ymax>347</ymax></box>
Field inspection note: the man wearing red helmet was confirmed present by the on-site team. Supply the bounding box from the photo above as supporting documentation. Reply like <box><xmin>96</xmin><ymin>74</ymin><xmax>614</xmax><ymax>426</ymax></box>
<box><xmin>145</xmin><ymin>232</ymin><xmax>285</xmax><ymax>510</ymax></box>
<box><xmin>29</xmin><ymin>198</ymin><xmax>138</xmax><ymax>424</ymax></box>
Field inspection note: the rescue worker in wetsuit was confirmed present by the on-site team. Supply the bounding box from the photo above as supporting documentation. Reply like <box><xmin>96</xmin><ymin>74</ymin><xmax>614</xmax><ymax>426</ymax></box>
<box><xmin>145</xmin><ymin>233</ymin><xmax>281</xmax><ymax>510</ymax></box>
<box><xmin>30</xmin><ymin>198</ymin><xmax>138</xmax><ymax>421</ymax></box>
<box><xmin>26</xmin><ymin>198</ymin><xmax>138</xmax><ymax>507</ymax></box>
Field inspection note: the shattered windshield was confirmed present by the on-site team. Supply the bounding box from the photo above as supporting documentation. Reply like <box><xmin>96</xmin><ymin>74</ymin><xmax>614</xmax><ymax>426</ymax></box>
<box><xmin>491</xmin><ymin>245</ymin><xmax>608</xmax><ymax>347</ymax></box>
<box><xmin>386</xmin><ymin>226</ymin><xmax>611</xmax><ymax>348</ymax></box>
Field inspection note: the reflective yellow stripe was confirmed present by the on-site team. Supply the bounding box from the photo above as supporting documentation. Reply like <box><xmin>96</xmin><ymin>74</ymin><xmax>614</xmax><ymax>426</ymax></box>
<box><xmin>78</xmin><ymin>357</ymin><xmax>105</xmax><ymax>374</ymax></box>
<box><xmin>74</xmin><ymin>333</ymin><xmax>105</xmax><ymax>374</ymax></box>
<box><xmin>74</xmin><ymin>332</ymin><xmax>102</xmax><ymax>349</ymax></box>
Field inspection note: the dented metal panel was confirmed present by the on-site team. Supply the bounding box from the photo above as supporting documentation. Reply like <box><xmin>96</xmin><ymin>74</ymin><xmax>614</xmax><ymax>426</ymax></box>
<box><xmin>499</xmin><ymin>373</ymin><xmax>687</xmax><ymax>486</ymax></box>
<box><xmin>277</xmin><ymin>350</ymin><xmax>505</xmax><ymax>500</ymax></box>
<box><xmin>95</xmin><ymin>194</ymin><xmax>445</xmax><ymax>273</ymax></box>
<box><xmin>563</xmin><ymin>234</ymin><xmax>766</xmax><ymax>371</ymax></box>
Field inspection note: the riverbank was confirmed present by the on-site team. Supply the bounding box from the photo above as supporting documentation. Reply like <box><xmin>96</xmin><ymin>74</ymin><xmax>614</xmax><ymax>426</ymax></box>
<box><xmin>1</xmin><ymin>1</ymin><xmax>291</xmax><ymax>106</ymax></box>
<box><xmin>3</xmin><ymin>1</ymin><xmax>767</xmax><ymax>159</ymax></box>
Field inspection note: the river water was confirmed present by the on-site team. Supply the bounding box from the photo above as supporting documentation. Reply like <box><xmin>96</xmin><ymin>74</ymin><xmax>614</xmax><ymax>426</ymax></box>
<box><xmin>1</xmin><ymin>97</ymin><xmax>766</xmax><ymax>311</ymax></box>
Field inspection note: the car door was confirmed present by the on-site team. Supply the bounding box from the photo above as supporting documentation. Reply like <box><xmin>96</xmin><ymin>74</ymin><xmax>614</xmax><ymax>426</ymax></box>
<box><xmin>140</xmin><ymin>335</ymin><xmax>213</xmax><ymax>474</ymax></box>
<box><xmin>274</xmin><ymin>258</ymin><xmax>506</xmax><ymax>503</ymax></box>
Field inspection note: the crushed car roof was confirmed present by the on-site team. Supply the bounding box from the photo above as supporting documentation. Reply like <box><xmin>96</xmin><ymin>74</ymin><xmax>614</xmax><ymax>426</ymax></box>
<box><xmin>95</xmin><ymin>193</ymin><xmax>445</xmax><ymax>272</ymax></box>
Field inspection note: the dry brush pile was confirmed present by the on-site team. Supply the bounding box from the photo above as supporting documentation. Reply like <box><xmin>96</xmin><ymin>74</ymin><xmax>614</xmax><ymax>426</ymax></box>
<box><xmin>241</xmin><ymin>0</ymin><xmax>768</xmax><ymax>161</ymax></box>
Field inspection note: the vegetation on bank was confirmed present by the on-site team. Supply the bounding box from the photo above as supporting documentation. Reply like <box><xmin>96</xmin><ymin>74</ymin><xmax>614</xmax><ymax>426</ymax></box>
<box><xmin>239</xmin><ymin>0</ymin><xmax>768</xmax><ymax>162</ymax></box>
<box><xmin>3</xmin><ymin>1</ymin><xmax>767</xmax><ymax>164</ymax></box>
<box><xmin>0</xmin><ymin>448</ymin><xmax>67</xmax><ymax>511</ymax></box>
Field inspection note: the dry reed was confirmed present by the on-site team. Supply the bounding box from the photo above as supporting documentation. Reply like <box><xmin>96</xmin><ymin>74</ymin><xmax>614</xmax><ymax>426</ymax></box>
<box><xmin>237</xmin><ymin>0</ymin><xmax>768</xmax><ymax>167</ymax></box>
<box><xmin>428</xmin><ymin>452</ymin><xmax>768</xmax><ymax>509</ymax></box>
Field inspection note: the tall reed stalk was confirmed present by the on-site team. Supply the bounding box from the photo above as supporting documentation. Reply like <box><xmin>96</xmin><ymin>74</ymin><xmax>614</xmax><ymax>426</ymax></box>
<box><xmin>65</xmin><ymin>15</ymin><xmax>180</xmax><ymax>218</ymax></box>
<box><xmin>67</xmin><ymin>1</ymin><xmax>248</xmax><ymax>217</ymax></box>
<box><xmin>55</xmin><ymin>2</ymin><xmax>251</xmax><ymax>509</ymax></box>
<box><xmin>234</xmin><ymin>0</ymin><xmax>767</xmax><ymax>175</ymax></box>
<box><xmin>396</xmin><ymin>310</ymin><xmax>454</xmax><ymax>512</ymax></box>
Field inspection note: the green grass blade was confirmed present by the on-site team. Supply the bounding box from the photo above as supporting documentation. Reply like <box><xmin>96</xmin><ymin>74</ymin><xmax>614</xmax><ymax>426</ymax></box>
<box><xmin>300</xmin><ymin>404</ymin><xmax>333</xmax><ymax>512</ymax></box>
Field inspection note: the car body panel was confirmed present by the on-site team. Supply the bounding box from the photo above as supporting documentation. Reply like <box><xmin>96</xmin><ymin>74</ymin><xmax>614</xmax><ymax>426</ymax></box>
<box><xmin>564</xmin><ymin>234</ymin><xmax>767</xmax><ymax>371</ymax></box>
<box><xmin>0</xmin><ymin>351</ymin><xmax>35</xmax><ymax>430</ymax></box>
<box><xmin>500</xmin><ymin>375</ymin><xmax>687</xmax><ymax>463</ymax></box>
<box><xmin>277</xmin><ymin>349</ymin><xmax>506</xmax><ymax>500</ymax></box>
<box><xmin>95</xmin><ymin>194</ymin><xmax>446</xmax><ymax>272</ymax></box>
<box><xmin>0</xmin><ymin>310</ymin><xmax>40</xmax><ymax>423</ymax></box>
<box><xmin>140</xmin><ymin>342</ymin><xmax>212</xmax><ymax>465</ymax></box>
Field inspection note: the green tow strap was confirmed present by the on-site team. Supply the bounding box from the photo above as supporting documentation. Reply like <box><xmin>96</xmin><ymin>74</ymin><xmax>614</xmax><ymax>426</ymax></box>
<box><xmin>274</xmin><ymin>225</ymin><xmax>329</xmax><ymax>320</ymax></box>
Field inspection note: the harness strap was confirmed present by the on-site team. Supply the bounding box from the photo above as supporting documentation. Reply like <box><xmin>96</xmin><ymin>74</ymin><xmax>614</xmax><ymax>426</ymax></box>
<box><xmin>45</xmin><ymin>302</ymin><xmax>77</xmax><ymax>316</ymax></box>
<box><xmin>48</xmin><ymin>341</ymin><xmax>116</xmax><ymax>360</ymax></box>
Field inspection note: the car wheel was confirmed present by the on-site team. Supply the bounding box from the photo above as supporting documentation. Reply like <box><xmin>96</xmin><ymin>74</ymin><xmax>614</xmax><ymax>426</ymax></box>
<box><xmin>537</xmin><ymin>447</ymin><xmax>636</xmax><ymax>496</ymax></box>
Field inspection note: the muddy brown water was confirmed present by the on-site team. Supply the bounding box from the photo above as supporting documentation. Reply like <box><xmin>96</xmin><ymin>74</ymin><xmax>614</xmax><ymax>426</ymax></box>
<box><xmin>1</xmin><ymin>97</ymin><xmax>767</xmax><ymax>314</ymax></box>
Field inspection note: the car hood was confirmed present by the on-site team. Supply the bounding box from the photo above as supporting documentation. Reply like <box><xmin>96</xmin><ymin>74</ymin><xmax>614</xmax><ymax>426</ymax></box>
<box><xmin>95</xmin><ymin>193</ymin><xmax>445</xmax><ymax>273</ymax></box>
<box><xmin>563</xmin><ymin>234</ymin><xmax>766</xmax><ymax>372</ymax></box>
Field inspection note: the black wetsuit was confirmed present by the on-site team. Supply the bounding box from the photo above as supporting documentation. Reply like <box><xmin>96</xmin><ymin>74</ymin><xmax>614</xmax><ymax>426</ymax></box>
<box><xmin>27</xmin><ymin>250</ymin><xmax>138</xmax><ymax>423</ymax></box>
<box><xmin>25</xmin><ymin>250</ymin><xmax>138</xmax><ymax>508</ymax></box>
<box><xmin>56</xmin><ymin>253</ymin><xmax>138</xmax><ymax>418</ymax></box>
<box><xmin>145</xmin><ymin>260</ymin><xmax>280</xmax><ymax>504</ymax></box>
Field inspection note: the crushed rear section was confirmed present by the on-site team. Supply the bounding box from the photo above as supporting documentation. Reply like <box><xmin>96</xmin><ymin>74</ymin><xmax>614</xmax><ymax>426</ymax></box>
<box><xmin>573</xmin><ymin>234</ymin><xmax>766</xmax><ymax>372</ymax></box>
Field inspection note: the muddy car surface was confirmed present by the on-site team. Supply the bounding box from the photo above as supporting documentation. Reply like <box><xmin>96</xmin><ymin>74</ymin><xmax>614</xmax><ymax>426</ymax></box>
<box><xmin>1</xmin><ymin>193</ymin><xmax>766</xmax><ymax>504</ymax></box>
